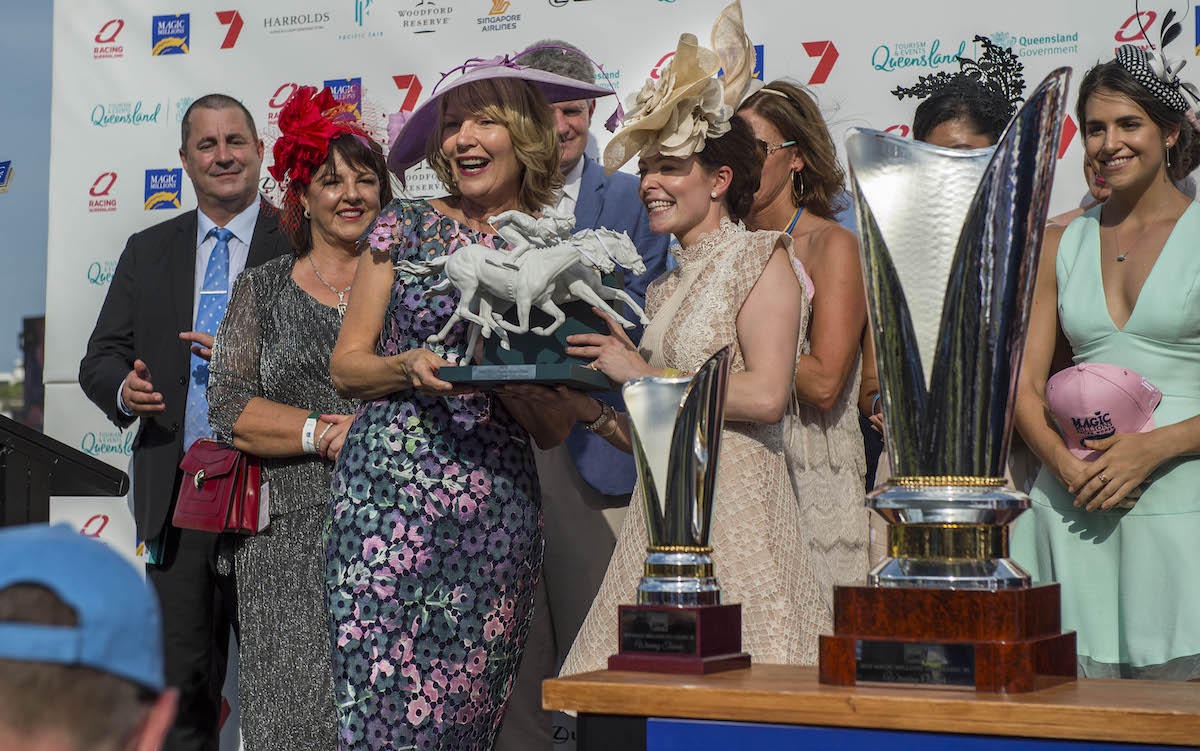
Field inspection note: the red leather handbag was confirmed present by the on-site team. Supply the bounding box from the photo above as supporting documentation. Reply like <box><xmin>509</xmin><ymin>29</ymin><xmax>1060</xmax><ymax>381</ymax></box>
<box><xmin>172</xmin><ymin>439</ymin><xmax>264</xmax><ymax>534</ymax></box>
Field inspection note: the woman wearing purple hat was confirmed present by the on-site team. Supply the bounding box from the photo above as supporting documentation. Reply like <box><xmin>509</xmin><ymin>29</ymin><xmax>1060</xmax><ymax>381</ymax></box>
<box><xmin>324</xmin><ymin>56</ymin><xmax>613</xmax><ymax>749</ymax></box>
<box><xmin>1014</xmin><ymin>10</ymin><xmax>1200</xmax><ymax>681</ymax></box>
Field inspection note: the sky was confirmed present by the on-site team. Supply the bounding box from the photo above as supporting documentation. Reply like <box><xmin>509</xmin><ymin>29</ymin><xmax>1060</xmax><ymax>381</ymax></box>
<box><xmin>0</xmin><ymin>2</ymin><xmax>51</xmax><ymax>373</ymax></box>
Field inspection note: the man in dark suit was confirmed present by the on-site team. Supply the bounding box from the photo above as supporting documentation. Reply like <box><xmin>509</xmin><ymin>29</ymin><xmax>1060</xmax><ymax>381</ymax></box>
<box><xmin>79</xmin><ymin>94</ymin><xmax>290</xmax><ymax>751</ymax></box>
<box><xmin>497</xmin><ymin>42</ymin><xmax>673</xmax><ymax>751</ymax></box>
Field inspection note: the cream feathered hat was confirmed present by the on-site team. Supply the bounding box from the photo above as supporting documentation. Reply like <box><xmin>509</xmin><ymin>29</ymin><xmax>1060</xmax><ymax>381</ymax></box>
<box><xmin>602</xmin><ymin>0</ymin><xmax>759</xmax><ymax>175</ymax></box>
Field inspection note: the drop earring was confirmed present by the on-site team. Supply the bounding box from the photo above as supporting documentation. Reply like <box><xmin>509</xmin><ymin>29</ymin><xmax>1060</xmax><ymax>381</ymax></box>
<box><xmin>791</xmin><ymin>170</ymin><xmax>805</xmax><ymax>205</ymax></box>
<box><xmin>1166</xmin><ymin>142</ymin><xmax>1173</xmax><ymax>169</ymax></box>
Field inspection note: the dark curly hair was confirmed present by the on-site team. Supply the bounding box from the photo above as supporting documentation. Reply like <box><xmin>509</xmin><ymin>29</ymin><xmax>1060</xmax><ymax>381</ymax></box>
<box><xmin>696</xmin><ymin>116</ymin><xmax>763</xmax><ymax>223</ymax></box>
<box><xmin>1076</xmin><ymin>59</ymin><xmax>1200</xmax><ymax>182</ymax></box>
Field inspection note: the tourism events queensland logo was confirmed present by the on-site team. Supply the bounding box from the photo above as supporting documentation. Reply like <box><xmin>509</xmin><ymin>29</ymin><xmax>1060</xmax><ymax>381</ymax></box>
<box><xmin>88</xmin><ymin>172</ymin><xmax>118</xmax><ymax>214</ymax></box>
<box><xmin>152</xmin><ymin>14</ymin><xmax>190</xmax><ymax>55</ymax></box>
<box><xmin>398</xmin><ymin>0</ymin><xmax>454</xmax><ymax>33</ymax></box>
<box><xmin>324</xmin><ymin>78</ymin><xmax>363</xmax><ymax>122</ymax></box>
<box><xmin>871</xmin><ymin>37</ymin><xmax>966</xmax><ymax>73</ymax></box>
<box><xmin>478</xmin><ymin>0</ymin><xmax>520</xmax><ymax>32</ymax></box>
<box><xmin>144</xmin><ymin>169</ymin><xmax>182</xmax><ymax>210</ymax></box>
<box><xmin>94</xmin><ymin>19</ymin><xmax>124</xmax><ymax>59</ymax></box>
<box><xmin>91</xmin><ymin>100</ymin><xmax>163</xmax><ymax>128</ymax></box>
<box><xmin>80</xmin><ymin>430</ymin><xmax>134</xmax><ymax>458</ymax></box>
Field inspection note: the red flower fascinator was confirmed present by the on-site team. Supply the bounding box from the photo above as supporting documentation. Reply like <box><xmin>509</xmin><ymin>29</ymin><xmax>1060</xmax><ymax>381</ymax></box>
<box><xmin>268</xmin><ymin>86</ymin><xmax>375</xmax><ymax>185</ymax></box>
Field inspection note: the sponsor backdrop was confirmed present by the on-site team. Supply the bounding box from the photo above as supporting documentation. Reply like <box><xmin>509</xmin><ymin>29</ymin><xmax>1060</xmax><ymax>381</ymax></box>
<box><xmin>43</xmin><ymin>0</ymin><xmax>1173</xmax><ymax>746</ymax></box>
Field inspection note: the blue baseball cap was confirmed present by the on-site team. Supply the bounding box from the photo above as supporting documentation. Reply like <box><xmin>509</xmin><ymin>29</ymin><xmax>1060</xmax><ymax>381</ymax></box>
<box><xmin>0</xmin><ymin>524</ymin><xmax>164</xmax><ymax>692</ymax></box>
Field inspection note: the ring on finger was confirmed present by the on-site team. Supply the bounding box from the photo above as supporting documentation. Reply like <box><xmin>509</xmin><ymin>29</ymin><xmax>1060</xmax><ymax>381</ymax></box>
<box><xmin>1098</xmin><ymin>473</ymin><xmax>1111</xmax><ymax>485</ymax></box>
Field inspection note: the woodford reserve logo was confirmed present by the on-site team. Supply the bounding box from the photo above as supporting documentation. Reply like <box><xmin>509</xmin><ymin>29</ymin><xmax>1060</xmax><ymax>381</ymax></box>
<box><xmin>399</xmin><ymin>0</ymin><xmax>454</xmax><ymax>33</ymax></box>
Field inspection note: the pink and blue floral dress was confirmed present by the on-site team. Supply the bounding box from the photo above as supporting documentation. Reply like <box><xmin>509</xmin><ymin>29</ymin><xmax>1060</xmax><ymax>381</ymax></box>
<box><xmin>325</xmin><ymin>198</ymin><xmax>542</xmax><ymax>750</ymax></box>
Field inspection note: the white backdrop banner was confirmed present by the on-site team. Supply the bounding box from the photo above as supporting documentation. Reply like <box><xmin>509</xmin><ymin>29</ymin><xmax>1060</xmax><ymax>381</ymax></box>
<box><xmin>44</xmin><ymin>0</ymin><xmax>1171</xmax><ymax>746</ymax></box>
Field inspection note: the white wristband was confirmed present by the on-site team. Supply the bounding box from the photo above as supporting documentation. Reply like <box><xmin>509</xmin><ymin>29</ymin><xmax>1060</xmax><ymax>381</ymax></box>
<box><xmin>301</xmin><ymin>413</ymin><xmax>320</xmax><ymax>454</ymax></box>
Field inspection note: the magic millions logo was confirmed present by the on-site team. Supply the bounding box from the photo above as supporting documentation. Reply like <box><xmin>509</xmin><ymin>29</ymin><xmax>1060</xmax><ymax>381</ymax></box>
<box><xmin>144</xmin><ymin>169</ymin><xmax>182</xmax><ymax>210</ymax></box>
<box><xmin>477</xmin><ymin>0</ymin><xmax>520</xmax><ymax>32</ymax></box>
<box><xmin>88</xmin><ymin>172</ymin><xmax>118</xmax><ymax>214</ymax></box>
<box><xmin>152</xmin><ymin>14</ymin><xmax>190</xmax><ymax>55</ymax></box>
<box><xmin>94</xmin><ymin>19</ymin><xmax>124</xmax><ymax>59</ymax></box>
<box><xmin>323</xmin><ymin>78</ymin><xmax>363</xmax><ymax>122</ymax></box>
<box><xmin>398</xmin><ymin>0</ymin><xmax>454</xmax><ymax>33</ymax></box>
<box><xmin>263</xmin><ymin>10</ymin><xmax>331</xmax><ymax>35</ymax></box>
<box><xmin>0</xmin><ymin>161</ymin><xmax>12</xmax><ymax>194</ymax></box>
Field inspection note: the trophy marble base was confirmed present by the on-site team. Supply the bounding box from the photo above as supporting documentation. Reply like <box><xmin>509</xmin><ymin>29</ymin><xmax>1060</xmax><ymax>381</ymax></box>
<box><xmin>608</xmin><ymin>603</ymin><xmax>751</xmax><ymax>675</ymax></box>
<box><xmin>818</xmin><ymin>584</ymin><xmax>1076</xmax><ymax>692</ymax></box>
<box><xmin>440</xmin><ymin>363</ymin><xmax>613</xmax><ymax>391</ymax></box>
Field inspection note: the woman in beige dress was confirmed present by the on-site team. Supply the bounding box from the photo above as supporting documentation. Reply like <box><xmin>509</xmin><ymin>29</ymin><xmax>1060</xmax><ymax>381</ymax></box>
<box><xmin>737</xmin><ymin>80</ymin><xmax>870</xmax><ymax>599</ymax></box>
<box><xmin>555</xmin><ymin>18</ymin><xmax>832</xmax><ymax>674</ymax></box>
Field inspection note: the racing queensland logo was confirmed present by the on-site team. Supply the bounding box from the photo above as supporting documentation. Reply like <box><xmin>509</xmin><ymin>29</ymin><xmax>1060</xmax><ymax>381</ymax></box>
<box><xmin>267</xmin><ymin>82</ymin><xmax>300</xmax><ymax>125</ymax></box>
<box><xmin>478</xmin><ymin>0</ymin><xmax>520</xmax><ymax>32</ymax></box>
<box><xmin>152</xmin><ymin>14</ymin><xmax>190</xmax><ymax>55</ymax></box>
<box><xmin>1115</xmin><ymin>10</ymin><xmax>1156</xmax><ymax>50</ymax></box>
<box><xmin>144</xmin><ymin>169</ymin><xmax>183</xmax><ymax>210</ymax></box>
<box><xmin>88</xmin><ymin>172</ymin><xmax>118</xmax><ymax>214</ymax></box>
<box><xmin>94</xmin><ymin>19</ymin><xmax>124</xmax><ymax>59</ymax></box>
<box><xmin>323</xmin><ymin>78</ymin><xmax>363</xmax><ymax>122</ymax></box>
<box><xmin>871</xmin><ymin>37</ymin><xmax>966</xmax><ymax>73</ymax></box>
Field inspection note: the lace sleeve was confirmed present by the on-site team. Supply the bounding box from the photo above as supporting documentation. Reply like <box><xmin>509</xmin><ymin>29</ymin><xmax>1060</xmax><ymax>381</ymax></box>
<box><xmin>208</xmin><ymin>268</ymin><xmax>265</xmax><ymax>443</ymax></box>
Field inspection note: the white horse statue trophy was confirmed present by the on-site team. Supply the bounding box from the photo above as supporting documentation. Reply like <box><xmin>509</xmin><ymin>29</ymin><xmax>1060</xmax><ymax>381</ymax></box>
<box><xmin>394</xmin><ymin>210</ymin><xmax>650</xmax><ymax>367</ymax></box>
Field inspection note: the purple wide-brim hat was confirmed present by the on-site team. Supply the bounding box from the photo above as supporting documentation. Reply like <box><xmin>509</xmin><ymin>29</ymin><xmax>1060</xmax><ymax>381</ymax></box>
<box><xmin>386</xmin><ymin>57</ymin><xmax>615</xmax><ymax>177</ymax></box>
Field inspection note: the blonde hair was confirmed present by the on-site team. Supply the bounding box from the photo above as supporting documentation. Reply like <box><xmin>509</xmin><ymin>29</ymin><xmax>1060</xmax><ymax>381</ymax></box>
<box><xmin>425</xmin><ymin>78</ymin><xmax>562</xmax><ymax>212</ymax></box>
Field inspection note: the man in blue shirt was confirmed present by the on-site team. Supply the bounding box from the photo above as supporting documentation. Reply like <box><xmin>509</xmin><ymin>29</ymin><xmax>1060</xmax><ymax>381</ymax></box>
<box><xmin>496</xmin><ymin>41</ymin><xmax>672</xmax><ymax>751</ymax></box>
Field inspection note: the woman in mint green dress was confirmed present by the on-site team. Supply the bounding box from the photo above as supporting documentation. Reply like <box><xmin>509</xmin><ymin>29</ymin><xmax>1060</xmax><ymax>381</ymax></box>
<box><xmin>1013</xmin><ymin>43</ymin><xmax>1200</xmax><ymax>680</ymax></box>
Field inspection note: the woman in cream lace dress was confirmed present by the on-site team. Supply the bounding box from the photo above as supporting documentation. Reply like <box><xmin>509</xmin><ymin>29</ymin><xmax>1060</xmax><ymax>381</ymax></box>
<box><xmin>556</xmin><ymin>22</ymin><xmax>832</xmax><ymax>673</ymax></box>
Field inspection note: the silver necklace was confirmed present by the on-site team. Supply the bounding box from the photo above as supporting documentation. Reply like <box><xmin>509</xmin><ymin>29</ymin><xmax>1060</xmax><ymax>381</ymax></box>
<box><xmin>308</xmin><ymin>254</ymin><xmax>352</xmax><ymax>316</ymax></box>
<box><xmin>1113</xmin><ymin>206</ymin><xmax>1166</xmax><ymax>262</ymax></box>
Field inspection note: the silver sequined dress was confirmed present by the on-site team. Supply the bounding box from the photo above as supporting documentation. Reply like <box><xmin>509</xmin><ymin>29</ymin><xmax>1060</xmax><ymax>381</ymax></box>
<box><xmin>209</xmin><ymin>253</ymin><xmax>357</xmax><ymax>751</ymax></box>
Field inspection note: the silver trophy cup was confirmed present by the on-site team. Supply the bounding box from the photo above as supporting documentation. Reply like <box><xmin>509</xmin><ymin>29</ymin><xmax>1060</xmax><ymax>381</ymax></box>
<box><xmin>850</xmin><ymin>68</ymin><xmax>1070</xmax><ymax>589</ymax></box>
<box><xmin>622</xmin><ymin>346</ymin><xmax>731</xmax><ymax>606</ymax></box>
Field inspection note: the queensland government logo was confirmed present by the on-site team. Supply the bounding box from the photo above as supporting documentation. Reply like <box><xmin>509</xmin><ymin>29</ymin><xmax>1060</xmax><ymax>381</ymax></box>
<box><xmin>263</xmin><ymin>10</ymin><xmax>330</xmax><ymax>34</ymax></box>
<box><xmin>88</xmin><ymin>172</ymin><xmax>118</xmax><ymax>214</ymax></box>
<box><xmin>152</xmin><ymin>14</ymin><xmax>190</xmax><ymax>55</ymax></box>
<box><xmin>81</xmin><ymin>430</ymin><xmax>134</xmax><ymax>457</ymax></box>
<box><xmin>871</xmin><ymin>38</ymin><xmax>966</xmax><ymax>73</ymax></box>
<box><xmin>94</xmin><ymin>19</ymin><xmax>124</xmax><ymax>59</ymax></box>
<box><xmin>324</xmin><ymin>78</ymin><xmax>362</xmax><ymax>122</ymax></box>
<box><xmin>478</xmin><ymin>0</ymin><xmax>520</xmax><ymax>32</ymax></box>
<box><xmin>144</xmin><ymin>169</ymin><xmax>182</xmax><ymax>210</ymax></box>
<box><xmin>91</xmin><ymin>100</ymin><xmax>163</xmax><ymax>128</ymax></box>
<box><xmin>399</xmin><ymin>0</ymin><xmax>454</xmax><ymax>33</ymax></box>
<box><xmin>987</xmin><ymin>30</ymin><xmax>1078</xmax><ymax>59</ymax></box>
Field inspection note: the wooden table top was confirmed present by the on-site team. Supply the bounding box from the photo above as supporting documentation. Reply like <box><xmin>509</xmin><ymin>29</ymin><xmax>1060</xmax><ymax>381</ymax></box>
<box><xmin>543</xmin><ymin>665</ymin><xmax>1200</xmax><ymax>746</ymax></box>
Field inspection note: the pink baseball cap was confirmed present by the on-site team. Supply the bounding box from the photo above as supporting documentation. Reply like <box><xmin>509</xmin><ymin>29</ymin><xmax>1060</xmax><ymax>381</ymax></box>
<box><xmin>1046</xmin><ymin>362</ymin><xmax>1161</xmax><ymax>461</ymax></box>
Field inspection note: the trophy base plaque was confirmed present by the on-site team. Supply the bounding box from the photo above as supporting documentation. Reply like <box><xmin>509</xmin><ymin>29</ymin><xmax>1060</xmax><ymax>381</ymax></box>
<box><xmin>608</xmin><ymin>603</ymin><xmax>751</xmax><ymax>675</ymax></box>
<box><xmin>818</xmin><ymin>584</ymin><xmax>1076</xmax><ymax>692</ymax></box>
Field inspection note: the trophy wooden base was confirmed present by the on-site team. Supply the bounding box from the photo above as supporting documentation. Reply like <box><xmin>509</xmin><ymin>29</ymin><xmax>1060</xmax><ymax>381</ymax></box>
<box><xmin>818</xmin><ymin>584</ymin><xmax>1076</xmax><ymax>692</ymax></box>
<box><xmin>608</xmin><ymin>603</ymin><xmax>751</xmax><ymax>675</ymax></box>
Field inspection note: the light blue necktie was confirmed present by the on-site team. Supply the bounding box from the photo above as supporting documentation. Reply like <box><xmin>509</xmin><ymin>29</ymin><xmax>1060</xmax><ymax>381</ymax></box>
<box><xmin>183</xmin><ymin>227</ymin><xmax>233</xmax><ymax>450</ymax></box>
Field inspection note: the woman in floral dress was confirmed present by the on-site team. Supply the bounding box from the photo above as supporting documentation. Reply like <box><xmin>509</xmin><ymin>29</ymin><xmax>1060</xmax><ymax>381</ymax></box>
<box><xmin>325</xmin><ymin>62</ymin><xmax>614</xmax><ymax>750</ymax></box>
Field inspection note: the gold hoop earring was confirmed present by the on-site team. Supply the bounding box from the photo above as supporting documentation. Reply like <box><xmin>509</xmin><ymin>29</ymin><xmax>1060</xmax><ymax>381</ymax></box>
<box><xmin>791</xmin><ymin>171</ymin><xmax>805</xmax><ymax>206</ymax></box>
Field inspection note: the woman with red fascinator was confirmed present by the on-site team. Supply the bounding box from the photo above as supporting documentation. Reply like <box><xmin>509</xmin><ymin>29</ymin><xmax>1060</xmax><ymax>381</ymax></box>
<box><xmin>207</xmin><ymin>85</ymin><xmax>392</xmax><ymax>750</ymax></box>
